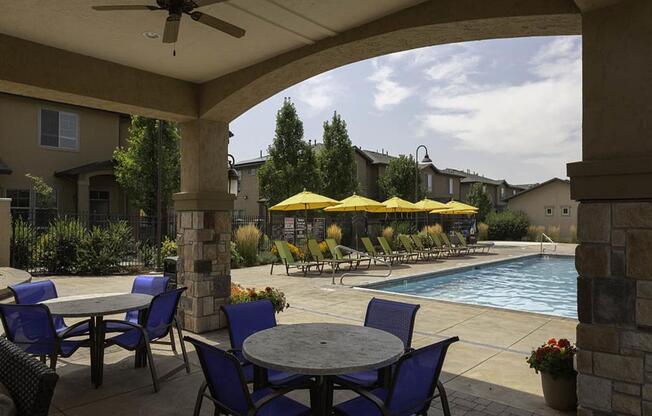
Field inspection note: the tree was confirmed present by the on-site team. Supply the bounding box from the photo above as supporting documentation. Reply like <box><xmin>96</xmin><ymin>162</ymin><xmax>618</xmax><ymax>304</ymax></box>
<box><xmin>318</xmin><ymin>112</ymin><xmax>358</xmax><ymax>200</ymax></box>
<box><xmin>466</xmin><ymin>182</ymin><xmax>493</xmax><ymax>222</ymax></box>
<box><xmin>113</xmin><ymin>117</ymin><xmax>180</xmax><ymax>218</ymax></box>
<box><xmin>258</xmin><ymin>98</ymin><xmax>321</xmax><ymax>205</ymax></box>
<box><xmin>378</xmin><ymin>155</ymin><xmax>423</xmax><ymax>201</ymax></box>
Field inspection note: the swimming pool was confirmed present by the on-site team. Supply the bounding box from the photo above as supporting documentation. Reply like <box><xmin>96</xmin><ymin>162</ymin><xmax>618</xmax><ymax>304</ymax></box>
<box><xmin>366</xmin><ymin>255</ymin><xmax>577</xmax><ymax>318</ymax></box>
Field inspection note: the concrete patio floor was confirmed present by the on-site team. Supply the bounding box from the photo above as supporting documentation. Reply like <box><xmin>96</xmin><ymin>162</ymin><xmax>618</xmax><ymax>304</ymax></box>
<box><xmin>7</xmin><ymin>243</ymin><xmax>578</xmax><ymax>416</ymax></box>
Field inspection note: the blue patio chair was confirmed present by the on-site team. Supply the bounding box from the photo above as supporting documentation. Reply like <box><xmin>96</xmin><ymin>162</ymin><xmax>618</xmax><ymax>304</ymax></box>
<box><xmin>0</xmin><ymin>304</ymin><xmax>88</xmax><ymax>370</ymax></box>
<box><xmin>221</xmin><ymin>300</ymin><xmax>309</xmax><ymax>387</ymax></box>
<box><xmin>9</xmin><ymin>280</ymin><xmax>90</xmax><ymax>338</ymax></box>
<box><xmin>104</xmin><ymin>276</ymin><xmax>174</xmax><ymax>348</ymax></box>
<box><xmin>184</xmin><ymin>337</ymin><xmax>310</xmax><ymax>416</ymax></box>
<box><xmin>103</xmin><ymin>287</ymin><xmax>190</xmax><ymax>392</ymax></box>
<box><xmin>334</xmin><ymin>337</ymin><xmax>459</xmax><ymax>416</ymax></box>
<box><xmin>335</xmin><ymin>298</ymin><xmax>420</xmax><ymax>388</ymax></box>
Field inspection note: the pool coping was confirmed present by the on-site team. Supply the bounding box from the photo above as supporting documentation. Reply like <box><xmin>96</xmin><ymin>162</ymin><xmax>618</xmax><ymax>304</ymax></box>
<box><xmin>354</xmin><ymin>252</ymin><xmax>577</xmax><ymax>322</ymax></box>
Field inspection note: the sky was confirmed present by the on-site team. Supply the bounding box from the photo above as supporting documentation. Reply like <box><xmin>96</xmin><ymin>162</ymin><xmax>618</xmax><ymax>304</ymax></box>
<box><xmin>230</xmin><ymin>35</ymin><xmax>582</xmax><ymax>185</ymax></box>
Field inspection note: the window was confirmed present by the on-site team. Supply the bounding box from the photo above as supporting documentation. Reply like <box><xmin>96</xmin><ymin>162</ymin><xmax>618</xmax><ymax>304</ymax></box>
<box><xmin>448</xmin><ymin>178</ymin><xmax>454</xmax><ymax>194</ymax></box>
<box><xmin>561</xmin><ymin>206</ymin><xmax>571</xmax><ymax>216</ymax></box>
<box><xmin>427</xmin><ymin>174</ymin><xmax>432</xmax><ymax>192</ymax></box>
<box><xmin>6</xmin><ymin>188</ymin><xmax>57</xmax><ymax>227</ymax></box>
<box><xmin>249</xmin><ymin>168</ymin><xmax>256</xmax><ymax>176</ymax></box>
<box><xmin>6</xmin><ymin>189</ymin><xmax>30</xmax><ymax>221</ymax></box>
<box><xmin>500</xmin><ymin>187</ymin><xmax>505</xmax><ymax>198</ymax></box>
<box><xmin>40</xmin><ymin>109</ymin><xmax>79</xmax><ymax>150</ymax></box>
<box><xmin>482</xmin><ymin>184</ymin><xmax>487</xmax><ymax>193</ymax></box>
<box><xmin>89</xmin><ymin>190</ymin><xmax>110</xmax><ymax>227</ymax></box>
<box><xmin>513</xmin><ymin>189</ymin><xmax>517</xmax><ymax>195</ymax></box>
<box><xmin>545</xmin><ymin>206</ymin><xmax>554</xmax><ymax>216</ymax></box>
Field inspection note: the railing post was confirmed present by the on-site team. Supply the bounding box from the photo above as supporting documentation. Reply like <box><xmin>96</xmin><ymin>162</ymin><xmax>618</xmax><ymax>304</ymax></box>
<box><xmin>0</xmin><ymin>198</ymin><xmax>11</xmax><ymax>266</ymax></box>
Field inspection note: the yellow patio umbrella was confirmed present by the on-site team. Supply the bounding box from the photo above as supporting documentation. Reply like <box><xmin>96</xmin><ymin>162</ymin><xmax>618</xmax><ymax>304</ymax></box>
<box><xmin>376</xmin><ymin>196</ymin><xmax>422</xmax><ymax>213</ymax></box>
<box><xmin>324</xmin><ymin>193</ymin><xmax>385</xmax><ymax>249</ymax></box>
<box><xmin>431</xmin><ymin>200</ymin><xmax>478</xmax><ymax>215</ymax></box>
<box><xmin>414</xmin><ymin>198</ymin><xmax>449</xmax><ymax>212</ymax></box>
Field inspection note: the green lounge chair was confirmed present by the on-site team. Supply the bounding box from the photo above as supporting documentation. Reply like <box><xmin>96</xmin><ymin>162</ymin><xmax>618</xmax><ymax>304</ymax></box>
<box><xmin>440</xmin><ymin>233</ymin><xmax>468</xmax><ymax>256</ymax></box>
<box><xmin>325</xmin><ymin>238</ymin><xmax>371</xmax><ymax>270</ymax></box>
<box><xmin>377</xmin><ymin>236</ymin><xmax>413</xmax><ymax>263</ymax></box>
<box><xmin>307</xmin><ymin>239</ymin><xmax>352</xmax><ymax>272</ymax></box>
<box><xmin>430</xmin><ymin>233</ymin><xmax>453</xmax><ymax>257</ymax></box>
<box><xmin>411</xmin><ymin>234</ymin><xmax>442</xmax><ymax>259</ymax></box>
<box><xmin>271</xmin><ymin>240</ymin><xmax>322</xmax><ymax>276</ymax></box>
<box><xmin>454</xmin><ymin>231</ymin><xmax>493</xmax><ymax>254</ymax></box>
<box><xmin>398</xmin><ymin>234</ymin><xmax>431</xmax><ymax>261</ymax></box>
<box><xmin>361</xmin><ymin>236</ymin><xmax>403</xmax><ymax>265</ymax></box>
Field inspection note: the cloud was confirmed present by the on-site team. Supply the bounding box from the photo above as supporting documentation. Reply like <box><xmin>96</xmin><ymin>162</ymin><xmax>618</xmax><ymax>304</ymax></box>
<box><xmin>367</xmin><ymin>62</ymin><xmax>414</xmax><ymax>110</ymax></box>
<box><xmin>296</xmin><ymin>73</ymin><xmax>342</xmax><ymax>114</ymax></box>
<box><xmin>424</xmin><ymin>54</ymin><xmax>481</xmax><ymax>83</ymax></box>
<box><xmin>417</xmin><ymin>37</ymin><xmax>582</xmax><ymax>164</ymax></box>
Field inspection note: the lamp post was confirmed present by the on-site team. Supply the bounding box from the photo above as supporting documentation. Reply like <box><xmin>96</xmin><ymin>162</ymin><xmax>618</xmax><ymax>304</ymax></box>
<box><xmin>415</xmin><ymin>144</ymin><xmax>432</xmax><ymax>229</ymax></box>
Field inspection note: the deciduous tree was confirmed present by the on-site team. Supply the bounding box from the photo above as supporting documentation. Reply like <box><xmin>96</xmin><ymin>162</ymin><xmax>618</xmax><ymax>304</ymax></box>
<box><xmin>466</xmin><ymin>182</ymin><xmax>493</xmax><ymax>222</ymax></box>
<box><xmin>378</xmin><ymin>155</ymin><xmax>423</xmax><ymax>201</ymax></box>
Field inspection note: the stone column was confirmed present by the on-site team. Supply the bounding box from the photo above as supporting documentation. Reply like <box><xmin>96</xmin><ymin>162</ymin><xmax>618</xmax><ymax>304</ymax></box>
<box><xmin>569</xmin><ymin>1</ymin><xmax>652</xmax><ymax>415</ymax></box>
<box><xmin>0</xmin><ymin>198</ymin><xmax>10</xmax><ymax>266</ymax></box>
<box><xmin>173</xmin><ymin>119</ymin><xmax>234</xmax><ymax>333</ymax></box>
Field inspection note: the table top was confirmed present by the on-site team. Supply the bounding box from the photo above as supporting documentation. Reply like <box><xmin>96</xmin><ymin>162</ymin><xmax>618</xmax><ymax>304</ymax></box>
<box><xmin>0</xmin><ymin>268</ymin><xmax>32</xmax><ymax>300</ymax></box>
<box><xmin>242</xmin><ymin>323</ymin><xmax>405</xmax><ymax>376</ymax></box>
<box><xmin>42</xmin><ymin>293</ymin><xmax>152</xmax><ymax>317</ymax></box>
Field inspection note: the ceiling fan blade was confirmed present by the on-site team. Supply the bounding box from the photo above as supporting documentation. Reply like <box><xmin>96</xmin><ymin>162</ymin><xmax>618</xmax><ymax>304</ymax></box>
<box><xmin>162</xmin><ymin>14</ymin><xmax>181</xmax><ymax>43</ymax></box>
<box><xmin>191</xmin><ymin>0</ymin><xmax>229</xmax><ymax>7</ymax></box>
<box><xmin>190</xmin><ymin>11</ymin><xmax>245</xmax><ymax>38</ymax></box>
<box><xmin>92</xmin><ymin>5</ymin><xmax>160</xmax><ymax>11</ymax></box>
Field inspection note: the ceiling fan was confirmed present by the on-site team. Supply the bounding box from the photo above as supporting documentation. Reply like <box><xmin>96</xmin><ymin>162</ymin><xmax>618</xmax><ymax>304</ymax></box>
<box><xmin>92</xmin><ymin>0</ymin><xmax>245</xmax><ymax>44</ymax></box>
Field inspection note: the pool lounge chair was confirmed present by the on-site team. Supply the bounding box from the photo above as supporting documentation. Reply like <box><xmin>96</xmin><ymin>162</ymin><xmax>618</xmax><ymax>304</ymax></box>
<box><xmin>378</xmin><ymin>236</ymin><xmax>415</xmax><ymax>263</ymax></box>
<box><xmin>361</xmin><ymin>237</ymin><xmax>403</xmax><ymax>265</ymax></box>
<box><xmin>430</xmin><ymin>233</ymin><xmax>455</xmax><ymax>257</ymax></box>
<box><xmin>326</xmin><ymin>238</ymin><xmax>372</xmax><ymax>270</ymax></box>
<box><xmin>307</xmin><ymin>239</ymin><xmax>352</xmax><ymax>272</ymax></box>
<box><xmin>271</xmin><ymin>240</ymin><xmax>322</xmax><ymax>276</ymax></box>
<box><xmin>411</xmin><ymin>234</ymin><xmax>443</xmax><ymax>259</ymax></box>
<box><xmin>440</xmin><ymin>233</ymin><xmax>469</xmax><ymax>256</ymax></box>
<box><xmin>454</xmin><ymin>231</ymin><xmax>493</xmax><ymax>254</ymax></box>
<box><xmin>398</xmin><ymin>234</ymin><xmax>432</xmax><ymax>261</ymax></box>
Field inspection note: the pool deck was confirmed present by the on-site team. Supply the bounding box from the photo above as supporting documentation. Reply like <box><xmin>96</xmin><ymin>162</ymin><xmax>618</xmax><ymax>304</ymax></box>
<box><xmin>2</xmin><ymin>243</ymin><xmax>579</xmax><ymax>416</ymax></box>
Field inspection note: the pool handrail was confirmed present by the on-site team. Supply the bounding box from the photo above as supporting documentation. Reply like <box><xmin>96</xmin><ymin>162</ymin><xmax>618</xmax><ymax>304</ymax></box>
<box><xmin>538</xmin><ymin>233</ymin><xmax>557</xmax><ymax>253</ymax></box>
<box><xmin>333</xmin><ymin>245</ymin><xmax>392</xmax><ymax>285</ymax></box>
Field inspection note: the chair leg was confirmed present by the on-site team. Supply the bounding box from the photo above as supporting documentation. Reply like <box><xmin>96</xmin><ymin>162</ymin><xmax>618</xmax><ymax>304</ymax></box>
<box><xmin>144</xmin><ymin>339</ymin><xmax>160</xmax><ymax>392</ymax></box>
<box><xmin>169</xmin><ymin>328</ymin><xmax>177</xmax><ymax>354</ymax></box>
<box><xmin>270</xmin><ymin>261</ymin><xmax>274</xmax><ymax>275</ymax></box>
<box><xmin>193</xmin><ymin>381</ymin><xmax>208</xmax><ymax>416</ymax></box>
<box><xmin>437</xmin><ymin>380</ymin><xmax>451</xmax><ymax>416</ymax></box>
<box><xmin>49</xmin><ymin>354</ymin><xmax>58</xmax><ymax>370</ymax></box>
<box><xmin>39</xmin><ymin>355</ymin><xmax>46</xmax><ymax>364</ymax></box>
<box><xmin>176</xmin><ymin>319</ymin><xmax>191</xmax><ymax>374</ymax></box>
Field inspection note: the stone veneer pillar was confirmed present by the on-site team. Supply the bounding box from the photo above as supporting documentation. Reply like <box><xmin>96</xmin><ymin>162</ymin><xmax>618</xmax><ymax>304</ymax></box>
<box><xmin>173</xmin><ymin>119</ymin><xmax>233</xmax><ymax>333</ymax></box>
<box><xmin>569</xmin><ymin>1</ymin><xmax>652</xmax><ymax>415</ymax></box>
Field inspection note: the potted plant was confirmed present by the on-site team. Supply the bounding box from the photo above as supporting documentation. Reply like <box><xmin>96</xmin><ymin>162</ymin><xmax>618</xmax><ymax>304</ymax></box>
<box><xmin>526</xmin><ymin>338</ymin><xmax>577</xmax><ymax>411</ymax></box>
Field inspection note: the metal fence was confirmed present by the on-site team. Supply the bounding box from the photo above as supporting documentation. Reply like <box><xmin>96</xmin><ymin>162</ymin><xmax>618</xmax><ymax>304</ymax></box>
<box><xmin>9</xmin><ymin>212</ymin><xmax>175</xmax><ymax>275</ymax></box>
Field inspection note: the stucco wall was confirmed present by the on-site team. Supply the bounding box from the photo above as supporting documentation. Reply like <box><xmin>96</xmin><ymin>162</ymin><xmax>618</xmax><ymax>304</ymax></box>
<box><xmin>507</xmin><ymin>180</ymin><xmax>577</xmax><ymax>237</ymax></box>
<box><xmin>233</xmin><ymin>164</ymin><xmax>262</xmax><ymax>217</ymax></box>
<box><xmin>0</xmin><ymin>93</ymin><xmax>122</xmax><ymax>214</ymax></box>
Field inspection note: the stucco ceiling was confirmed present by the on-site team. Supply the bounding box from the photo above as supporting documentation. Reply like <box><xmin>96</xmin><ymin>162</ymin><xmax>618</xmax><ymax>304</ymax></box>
<box><xmin>0</xmin><ymin>0</ymin><xmax>424</xmax><ymax>83</ymax></box>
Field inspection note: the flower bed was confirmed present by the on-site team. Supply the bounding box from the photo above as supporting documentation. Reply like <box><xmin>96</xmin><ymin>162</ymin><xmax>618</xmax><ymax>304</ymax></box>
<box><xmin>230</xmin><ymin>283</ymin><xmax>289</xmax><ymax>313</ymax></box>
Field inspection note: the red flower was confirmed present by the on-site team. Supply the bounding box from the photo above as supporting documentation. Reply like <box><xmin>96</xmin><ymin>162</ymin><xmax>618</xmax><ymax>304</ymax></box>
<box><xmin>547</xmin><ymin>338</ymin><xmax>557</xmax><ymax>346</ymax></box>
<box><xmin>557</xmin><ymin>339</ymin><xmax>571</xmax><ymax>348</ymax></box>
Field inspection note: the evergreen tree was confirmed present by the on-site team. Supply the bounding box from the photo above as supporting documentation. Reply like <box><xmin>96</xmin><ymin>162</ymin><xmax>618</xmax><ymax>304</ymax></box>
<box><xmin>258</xmin><ymin>98</ymin><xmax>321</xmax><ymax>205</ymax></box>
<box><xmin>378</xmin><ymin>155</ymin><xmax>423</xmax><ymax>201</ymax></box>
<box><xmin>318</xmin><ymin>112</ymin><xmax>358</xmax><ymax>200</ymax></box>
<box><xmin>466</xmin><ymin>182</ymin><xmax>493</xmax><ymax>222</ymax></box>
<box><xmin>113</xmin><ymin>117</ymin><xmax>180</xmax><ymax>217</ymax></box>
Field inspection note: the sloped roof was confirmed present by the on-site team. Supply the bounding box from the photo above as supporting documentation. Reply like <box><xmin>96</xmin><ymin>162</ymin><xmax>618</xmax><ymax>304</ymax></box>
<box><xmin>54</xmin><ymin>160</ymin><xmax>114</xmax><ymax>177</ymax></box>
<box><xmin>504</xmin><ymin>178</ymin><xmax>570</xmax><ymax>201</ymax></box>
<box><xmin>359</xmin><ymin>149</ymin><xmax>395</xmax><ymax>165</ymax></box>
<box><xmin>233</xmin><ymin>155</ymin><xmax>268</xmax><ymax>169</ymax></box>
<box><xmin>443</xmin><ymin>168</ymin><xmax>509</xmax><ymax>186</ymax></box>
<box><xmin>0</xmin><ymin>159</ymin><xmax>11</xmax><ymax>175</ymax></box>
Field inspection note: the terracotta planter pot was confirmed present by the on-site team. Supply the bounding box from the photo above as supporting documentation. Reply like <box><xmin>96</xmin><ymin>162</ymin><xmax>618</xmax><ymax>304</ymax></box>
<box><xmin>540</xmin><ymin>371</ymin><xmax>577</xmax><ymax>411</ymax></box>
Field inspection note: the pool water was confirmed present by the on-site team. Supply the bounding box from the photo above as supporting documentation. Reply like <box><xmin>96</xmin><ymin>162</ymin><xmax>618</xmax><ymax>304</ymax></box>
<box><xmin>369</xmin><ymin>255</ymin><xmax>577</xmax><ymax>318</ymax></box>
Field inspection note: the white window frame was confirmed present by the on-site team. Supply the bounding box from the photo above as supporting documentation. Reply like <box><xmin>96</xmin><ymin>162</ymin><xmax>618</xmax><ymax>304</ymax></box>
<box><xmin>427</xmin><ymin>174</ymin><xmax>432</xmax><ymax>192</ymax></box>
<box><xmin>249</xmin><ymin>168</ymin><xmax>256</xmax><ymax>176</ymax></box>
<box><xmin>561</xmin><ymin>206</ymin><xmax>571</xmax><ymax>216</ymax></box>
<box><xmin>545</xmin><ymin>206</ymin><xmax>554</xmax><ymax>216</ymax></box>
<box><xmin>448</xmin><ymin>178</ymin><xmax>454</xmax><ymax>194</ymax></box>
<box><xmin>38</xmin><ymin>108</ymin><xmax>80</xmax><ymax>151</ymax></box>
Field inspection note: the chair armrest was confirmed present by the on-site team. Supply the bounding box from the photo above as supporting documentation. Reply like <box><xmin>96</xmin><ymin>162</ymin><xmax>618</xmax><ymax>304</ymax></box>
<box><xmin>249</xmin><ymin>386</ymin><xmax>296</xmax><ymax>415</ymax></box>
<box><xmin>334</xmin><ymin>378</ymin><xmax>389</xmax><ymax>416</ymax></box>
<box><xmin>57</xmin><ymin>319</ymin><xmax>91</xmax><ymax>339</ymax></box>
<box><xmin>102</xmin><ymin>319</ymin><xmax>145</xmax><ymax>332</ymax></box>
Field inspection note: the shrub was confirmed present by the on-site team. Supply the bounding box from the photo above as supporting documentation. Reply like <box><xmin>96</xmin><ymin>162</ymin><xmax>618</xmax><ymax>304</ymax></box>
<box><xmin>477</xmin><ymin>223</ymin><xmax>489</xmax><ymax>241</ymax></box>
<box><xmin>235</xmin><ymin>224</ymin><xmax>262</xmax><ymax>267</ymax></box>
<box><xmin>318</xmin><ymin>241</ymin><xmax>330</xmax><ymax>258</ymax></box>
<box><xmin>230</xmin><ymin>283</ymin><xmax>289</xmax><ymax>313</ymax></box>
<box><xmin>11</xmin><ymin>218</ymin><xmax>36</xmax><ymax>270</ymax></box>
<box><xmin>326</xmin><ymin>224</ymin><xmax>343</xmax><ymax>244</ymax></box>
<box><xmin>569</xmin><ymin>225</ymin><xmax>578</xmax><ymax>243</ymax></box>
<box><xmin>256</xmin><ymin>251</ymin><xmax>277</xmax><ymax>265</ymax></box>
<box><xmin>381</xmin><ymin>226</ymin><xmax>394</xmax><ymax>245</ymax></box>
<box><xmin>486</xmin><ymin>210</ymin><xmax>529</xmax><ymax>241</ymax></box>
<box><xmin>38</xmin><ymin>217</ymin><xmax>86</xmax><ymax>274</ymax></box>
<box><xmin>546</xmin><ymin>225</ymin><xmax>561</xmax><ymax>242</ymax></box>
<box><xmin>160</xmin><ymin>236</ymin><xmax>177</xmax><ymax>258</ymax></box>
<box><xmin>137</xmin><ymin>241</ymin><xmax>158</xmax><ymax>269</ymax></box>
<box><xmin>422</xmin><ymin>224</ymin><xmax>443</xmax><ymax>236</ymax></box>
<box><xmin>527</xmin><ymin>225</ymin><xmax>546</xmax><ymax>242</ymax></box>
<box><xmin>76</xmin><ymin>221</ymin><xmax>135</xmax><ymax>275</ymax></box>
<box><xmin>230</xmin><ymin>241</ymin><xmax>243</xmax><ymax>269</ymax></box>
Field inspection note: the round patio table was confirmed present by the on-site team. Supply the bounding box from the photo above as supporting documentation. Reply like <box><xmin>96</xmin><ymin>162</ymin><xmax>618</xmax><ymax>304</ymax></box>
<box><xmin>42</xmin><ymin>293</ymin><xmax>152</xmax><ymax>388</ymax></box>
<box><xmin>0</xmin><ymin>267</ymin><xmax>32</xmax><ymax>300</ymax></box>
<box><xmin>243</xmin><ymin>323</ymin><xmax>404</xmax><ymax>416</ymax></box>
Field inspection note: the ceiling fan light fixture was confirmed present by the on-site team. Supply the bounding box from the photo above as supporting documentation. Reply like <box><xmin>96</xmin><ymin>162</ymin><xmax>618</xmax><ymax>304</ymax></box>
<box><xmin>142</xmin><ymin>31</ymin><xmax>160</xmax><ymax>39</ymax></box>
